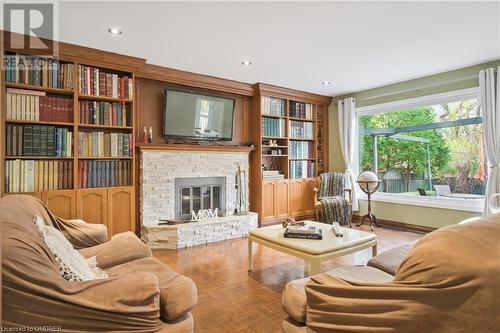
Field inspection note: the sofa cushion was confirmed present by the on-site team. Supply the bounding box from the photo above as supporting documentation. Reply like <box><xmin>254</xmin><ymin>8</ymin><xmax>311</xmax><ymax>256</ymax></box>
<box><xmin>33</xmin><ymin>215</ymin><xmax>107</xmax><ymax>281</ymax></box>
<box><xmin>79</xmin><ymin>231</ymin><xmax>152</xmax><ymax>269</ymax></box>
<box><xmin>367</xmin><ymin>240</ymin><xmax>418</xmax><ymax>275</ymax></box>
<box><xmin>107</xmin><ymin>257</ymin><xmax>197</xmax><ymax>321</ymax></box>
<box><xmin>282</xmin><ymin>265</ymin><xmax>393</xmax><ymax>323</ymax></box>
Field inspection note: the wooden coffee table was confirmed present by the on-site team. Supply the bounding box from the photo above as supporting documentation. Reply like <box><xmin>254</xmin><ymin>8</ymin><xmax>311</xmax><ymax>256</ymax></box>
<box><xmin>248</xmin><ymin>221</ymin><xmax>377</xmax><ymax>275</ymax></box>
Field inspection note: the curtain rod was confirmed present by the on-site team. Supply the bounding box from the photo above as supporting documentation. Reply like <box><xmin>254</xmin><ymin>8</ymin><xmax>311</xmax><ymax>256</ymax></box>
<box><xmin>339</xmin><ymin>69</ymin><xmax>497</xmax><ymax>103</ymax></box>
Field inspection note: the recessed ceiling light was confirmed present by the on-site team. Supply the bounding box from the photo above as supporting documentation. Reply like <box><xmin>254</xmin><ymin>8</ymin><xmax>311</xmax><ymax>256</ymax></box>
<box><xmin>107</xmin><ymin>27</ymin><xmax>123</xmax><ymax>36</ymax></box>
<box><xmin>241</xmin><ymin>60</ymin><xmax>252</xmax><ymax>66</ymax></box>
<box><xmin>321</xmin><ymin>80</ymin><xmax>331</xmax><ymax>86</ymax></box>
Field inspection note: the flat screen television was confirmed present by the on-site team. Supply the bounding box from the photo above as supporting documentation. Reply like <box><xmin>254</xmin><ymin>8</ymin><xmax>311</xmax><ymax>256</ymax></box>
<box><xmin>163</xmin><ymin>89</ymin><xmax>235</xmax><ymax>141</ymax></box>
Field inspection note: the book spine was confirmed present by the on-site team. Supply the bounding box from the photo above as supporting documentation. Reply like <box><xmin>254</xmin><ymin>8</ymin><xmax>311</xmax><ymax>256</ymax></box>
<box><xmin>23</xmin><ymin>125</ymin><xmax>33</xmax><ymax>156</ymax></box>
<box><xmin>58</xmin><ymin>160</ymin><xmax>63</xmax><ymax>189</ymax></box>
<box><xmin>47</xmin><ymin>126</ymin><xmax>55</xmax><ymax>156</ymax></box>
<box><xmin>6</xmin><ymin>125</ymin><xmax>12</xmax><ymax>156</ymax></box>
<box><xmin>17</xmin><ymin>126</ymin><xmax>23</xmax><ymax>156</ymax></box>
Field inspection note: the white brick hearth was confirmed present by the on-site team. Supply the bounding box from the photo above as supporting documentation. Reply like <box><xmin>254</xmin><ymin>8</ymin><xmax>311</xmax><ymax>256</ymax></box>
<box><xmin>142</xmin><ymin>213</ymin><xmax>258</xmax><ymax>249</ymax></box>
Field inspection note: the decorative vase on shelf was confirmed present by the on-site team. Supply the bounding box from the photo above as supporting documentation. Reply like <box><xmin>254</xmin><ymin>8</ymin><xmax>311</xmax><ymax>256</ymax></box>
<box><xmin>356</xmin><ymin>171</ymin><xmax>381</xmax><ymax>231</ymax></box>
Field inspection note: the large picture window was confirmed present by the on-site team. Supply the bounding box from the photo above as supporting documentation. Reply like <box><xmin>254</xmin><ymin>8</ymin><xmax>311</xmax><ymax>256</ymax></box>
<box><xmin>358</xmin><ymin>91</ymin><xmax>485</xmax><ymax>207</ymax></box>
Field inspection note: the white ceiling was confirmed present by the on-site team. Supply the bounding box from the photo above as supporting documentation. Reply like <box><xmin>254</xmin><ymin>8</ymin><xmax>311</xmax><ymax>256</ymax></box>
<box><xmin>54</xmin><ymin>1</ymin><xmax>500</xmax><ymax>96</ymax></box>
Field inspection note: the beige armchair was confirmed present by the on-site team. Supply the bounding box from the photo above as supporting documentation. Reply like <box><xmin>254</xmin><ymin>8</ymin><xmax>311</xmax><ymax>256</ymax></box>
<box><xmin>313</xmin><ymin>172</ymin><xmax>352</xmax><ymax>227</ymax></box>
<box><xmin>282</xmin><ymin>214</ymin><xmax>500</xmax><ymax>332</ymax></box>
<box><xmin>1</xmin><ymin>194</ymin><xmax>197</xmax><ymax>332</ymax></box>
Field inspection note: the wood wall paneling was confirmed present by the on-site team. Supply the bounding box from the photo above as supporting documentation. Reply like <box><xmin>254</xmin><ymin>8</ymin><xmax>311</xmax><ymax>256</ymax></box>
<box><xmin>256</xmin><ymin>83</ymin><xmax>332</xmax><ymax>105</ymax></box>
<box><xmin>3</xmin><ymin>32</ymin><xmax>145</xmax><ymax>72</ymax></box>
<box><xmin>137</xmin><ymin>63</ymin><xmax>254</xmax><ymax>96</ymax></box>
<box><xmin>248</xmin><ymin>93</ymin><xmax>263</xmax><ymax>216</ymax></box>
<box><xmin>136</xmin><ymin>78</ymin><xmax>252</xmax><ymax>146</ymax></box>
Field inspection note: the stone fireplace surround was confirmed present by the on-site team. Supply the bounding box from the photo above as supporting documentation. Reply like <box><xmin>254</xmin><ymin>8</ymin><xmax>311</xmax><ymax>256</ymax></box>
<box><xmin>140</xmin><ymin>150</ymin><xmax>250</xmax><ymax>226</ymax></box>
<box><xmin>139</xmin><ymin>149</ymin><xmax>257</xmax><ymax>248</ymax></box>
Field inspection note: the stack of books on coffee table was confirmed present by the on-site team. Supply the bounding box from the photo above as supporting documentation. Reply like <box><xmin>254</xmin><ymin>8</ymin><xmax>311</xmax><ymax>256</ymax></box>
<box><xmin>284</xmin><ymin>225</ymin><xmax>322</xmax><ymax>240</ymax></box>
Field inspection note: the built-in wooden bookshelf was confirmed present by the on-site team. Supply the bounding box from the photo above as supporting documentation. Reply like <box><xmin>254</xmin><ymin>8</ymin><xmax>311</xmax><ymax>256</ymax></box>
<box><xmin>2</xmin><ymin>32</ymin><xmax>333</xmax><ymax>233</ymax></box>
<box><xmin>1</xmin><ymin>44</ymin><xmax>136</xmax><ymax>236</ymax></box>
<box><xmin>258</xmin><ymin>95</ymin><xmax>324</xmax><ymax>181</ymax></box>
<box><xmin>249</xmin><ymin>84</ymin><xmax>331</xmax><ymax>226</ymax></box>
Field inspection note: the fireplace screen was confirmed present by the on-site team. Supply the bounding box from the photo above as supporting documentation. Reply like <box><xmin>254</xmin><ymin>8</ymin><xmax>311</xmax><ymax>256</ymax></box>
<box><xmin>175</xmin><ymin>177</ymin><xmax>226</xmax><ymax>220</ymax></box>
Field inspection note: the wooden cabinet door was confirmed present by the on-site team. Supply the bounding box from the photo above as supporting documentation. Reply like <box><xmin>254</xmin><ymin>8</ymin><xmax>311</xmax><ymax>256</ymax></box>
<box><xmin>77</xmin><ymin>188</ymin><xmax>108</xmax><ymax>226</ymax></box>
<box><xmin>274</xmin><ymin>180</ymin><xmax>289</xmax><ymax>218</ymax></box>
<box><xmin>108</xmin><ymin>187</ymin><xmax>135</xmax><ymax>235</ymax></box>
<box><xmin>41</xmin><ymin>190</ymin><xmax>76</xmax><ymax>219</ymax></box>
<box><xmin>261</xmin><ymin>181</ymin><xmax>276</xmax><ymax>220</ymax></box>
<box><xmin>289</xmin><ymin>179</ymin><xmax>304</xmax><ymax>216</ymax></box>
<box><xmin>303</xmin><ymin>178</ymin><xmax>317</xmax><ymax>215</ymax></box>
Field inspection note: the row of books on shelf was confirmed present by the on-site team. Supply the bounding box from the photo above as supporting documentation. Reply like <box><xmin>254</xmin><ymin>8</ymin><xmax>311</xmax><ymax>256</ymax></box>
<box><xmin>78</xmin><ymin>100</ymin><xmax>130</xmax><ymax>126</ymax></box>
<box><xmin>262</xmin><ymin>170</ymin><xmax>285</xmax><ymax>180</ymax></box>
<box><xmin>262</xmin><ymin>117</ymin><xmax>285</xmax><ymax>137</ymax></box>
<box><xmin>289</xmin><ymin>121</ymin><xmax>313</xmax><ymax>140</ymax></box>
<box><xmin>79</xmin><ymin>65</ymin><xmax>133</xmax><ymax>99</ymax></box>
<box><xmin>78</xmin><ymin>160</ymin><xmax>131</xmax><ymax>189</ymax></box>
<box><xmin>6</xmin><ymin>125</ymin><xmax>73</xmax><ymax>157</ymax></box>
<box><xmin>78</xmin><ymin>132</ymin><xmax>133</xmax><ymax>158</ymax></box>
<box><xmin>289</xmin><ymin>141</ymin><xmax>314</xmax><ymax>159</ymax></box>
<box><xmin>4</xmin><ymin>159</ymin><xmax>73</xmax><ymax>193</ymax></box>
<box><xmin>289</xmin><ymin>101</ymin><xmax>313</xmax><ymax>120</ymax></box>
<box><xmin>6</xmin><ymin>88</ymin><xmax>73</xmax><ymax>123</ymax></box>
<box><xmin>5</xmin><ymin>54</ymin><xmax>74</xmax><ymax>89</ymax></box>
<box><xmin>261</xmin><ymin>96</ymin><xmax>285</xmax><ymax>116</ymax></box>
<box><xmin>290</xmin><ymin>160</ymin><xmax>315</xmax><ymax>179</ymax></box>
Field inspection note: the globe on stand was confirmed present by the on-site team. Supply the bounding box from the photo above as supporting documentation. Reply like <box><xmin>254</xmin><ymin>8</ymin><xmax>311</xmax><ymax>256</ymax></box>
<box><xmin>356</xmin><ymin>171</ymin><xmax>381</xmax><ymax>231</ymax></box>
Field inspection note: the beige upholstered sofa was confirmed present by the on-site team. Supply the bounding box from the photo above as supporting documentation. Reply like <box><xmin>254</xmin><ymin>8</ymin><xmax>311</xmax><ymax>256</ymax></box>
<box><xmin>1</xmin><ymin>194</ymin><xmax>197</xmax><ymax>332</ymax></box>
<box><xmin>282</xmin><ymin>214</ymin><xmax>500</xmax><ymax>332</ymax></box>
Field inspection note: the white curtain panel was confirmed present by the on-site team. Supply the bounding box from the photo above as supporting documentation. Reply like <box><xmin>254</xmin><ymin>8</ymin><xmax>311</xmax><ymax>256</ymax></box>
<box><xmin>338</xmin><ymin>97</ymin><xmax>359</xmax><ymax>211</ymax></box>
<box><xmin>479</xmin><ymin>67</ymin><xmax>500</xmax><ymax>215</ymax></box>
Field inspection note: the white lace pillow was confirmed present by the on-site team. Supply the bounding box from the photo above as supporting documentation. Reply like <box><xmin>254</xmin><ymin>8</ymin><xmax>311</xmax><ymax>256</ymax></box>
<box><xmin>33</xmin><ymin>215</ymin><xmax>108</xmax><ymax>281</ymax></box>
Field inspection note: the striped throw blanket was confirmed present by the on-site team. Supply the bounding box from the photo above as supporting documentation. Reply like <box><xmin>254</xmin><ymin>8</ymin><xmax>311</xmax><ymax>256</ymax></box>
<box><xmin>318</xmin><ymin>172</ymin><xmax>351</xmax><ymax>226</ymax></box>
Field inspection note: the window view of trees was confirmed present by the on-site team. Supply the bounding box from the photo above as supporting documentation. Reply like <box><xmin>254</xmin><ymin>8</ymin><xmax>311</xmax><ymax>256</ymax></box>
<box><xmin>359</xmin><ymin>99</ymin><xmax>486</xmax><ymax>197</ymax></box>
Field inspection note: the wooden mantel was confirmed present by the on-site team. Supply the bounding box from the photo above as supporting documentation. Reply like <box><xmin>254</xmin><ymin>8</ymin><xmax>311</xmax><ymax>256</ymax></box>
<box><xmin>136</xmin><ymin>143</ymin><xmax>256</xmax><ymax>153</ymax></box>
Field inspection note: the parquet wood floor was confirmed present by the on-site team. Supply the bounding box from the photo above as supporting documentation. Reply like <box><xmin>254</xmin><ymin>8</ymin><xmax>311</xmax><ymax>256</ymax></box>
<box><xmin>153</xmin><ymin>225</ymin><xmax>422</xmax><ymax>333</ymax></box>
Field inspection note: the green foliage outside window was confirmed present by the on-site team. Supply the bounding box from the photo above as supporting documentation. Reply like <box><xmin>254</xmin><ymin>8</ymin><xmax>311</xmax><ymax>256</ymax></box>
<box><xmin>359</xmin><ymin>99</ymin><xmax>482</xmax><ymax>194</ymax></box>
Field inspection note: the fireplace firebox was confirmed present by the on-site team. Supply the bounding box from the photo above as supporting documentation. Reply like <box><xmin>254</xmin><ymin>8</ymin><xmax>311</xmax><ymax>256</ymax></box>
<box><xmin>174</xmin><ymin>177</ymin><xmax>226</xmax><ymax>220</ymax></box>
